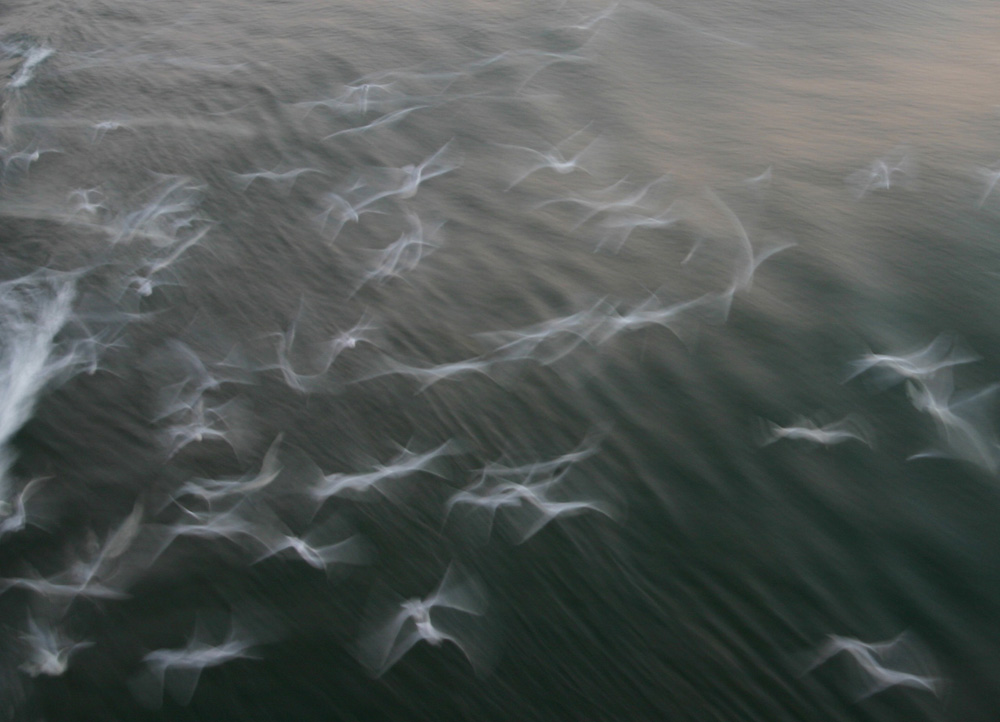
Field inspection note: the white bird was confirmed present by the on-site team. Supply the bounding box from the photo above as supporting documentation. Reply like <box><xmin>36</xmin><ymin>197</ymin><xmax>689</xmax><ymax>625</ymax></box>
<box><xmin>127</xmin><ymin>221</ymin><xmax>215</xmax><ymax>298</ymax></box>
<box><xmin>350</xmin><ymin>139</ymin><xmax>460</xmax><ymax>211</ymax></box>
<box><xmin>358</xmin><ymin>563</ymin><xmax>490</xmax><ymax>677</ymax></box>
<box><xmin>745</xmin><ymin>166</ymin><xmax>773</xmax><ymax>187</ymax></box>
<box><xmin>489</xmin><ymin>477</ymin><xmax>615</xmax><ymax>544</ymax></box>
<box><xmin>228</xmin><ymin>166</ymin><xmax>327</xmax><ymax>194</ymax></box>
<box><xmin>701</xmin><ymin>186</ymin><xmax>796</xmax><ymax>294</ymax></box>
<box><xmin>323</xmin><ymin>105</ymin><xmax>428</xmax><ymax>141</ymax></box>
<box><xmin>476</xmin><ymin>300</ymin><xmax>610</xmax><ymax>365</ymax></box>
<box><xmin>760</xmin><ymin>414</ymin><xmax>874</xmax><ymax>448</ymax></box>
<box><xmin>0</xmin><ymin>572</ymin><xmax>128</xmax><ymax>603</ymax></box>
<box><xmin>136</xmin><ymin>618</ymin><xmax>259</xmax><ymax>707</ymax></box>
<box><xmin>536</xmin><ymin>174</ymin><xmax>671</xmax><ymax>229</ymax></box>
<box><xmin>560</xmin><ymin>2</ymin><xmax>619</xmax><ymax>32</ymax></box>
<box><xmin>260</xmin><ymin>304</ymin><xmax>370</xmax><ymax>393</ymax></box>
<box><xmin>162</xmin><ymin>397</ymin><xmax>250</xmax><ymax>459</ymax></box>
<box><xmin>19</xmin><ymin>613</ymin><xmax>93</xmax><ymax>677</ymax></box>
<box><xmin>295</xmin><ymin>82</ymin><xmax>399</xmax><ymax>116</ymax></box>
<box><xmin>443</xmin><ymin>474</ymin><xmax>529</xmax><ymax>540</ymax></box>
<box><xmin>91</xmin><ymin>120</ymin><xmax>136</xmax><ymax>144</ymax></box>
<box><xmin>496</xmin><ymin>126</ymin><xmax>600</xmax><ymax>191</ymax></box>
<box><xmin>466</xmin><ymin>47</ymin><xmax>588</xmax><ymax>93</ymax></box>
<box><xmin>312</xmin><ymin>439</ymin><xmax>459</xmax><ymax>504</ymax></box>
<box><xmin>845</xmin><ymin>334</ymin><xmax>981</xmax><ymax>389</ymax></box>
<box><xmin>802</xmin><ymin>632</ymin><xmax>943</xmax><ymax>701</ymax></box>
<box><xmin>357</xmin><ymin>355</ymin><xmax>499</xmax><ymax>392</ymax></box>
<box><xmin>847</xmin><ymin>149</ymin><xmax>914</xmax><ymax>199</ymax></box>
<box><xmin>151</xmin><ymin>339</ymin><xmax>252</xmax><ymax>423</ymax></box>
<box><xmin>1</xmin><ymin>142</ymin><xmax>62</xmax><ymax>177</ymax></box>
<box><xmin>66</xmin><ymin>187</ymin><xmax>107</xmax><ymax>221</ymax></box>
<box><xmin>330</xmin><ymin>311</ymin><xmax>379</xmax><ymax>353</ymax></box>
<box><xmin>8</xmin><ymin>44</ymin><xmax>54</xmax><ymax>89</ymax></box>
<box><xmin>447</xmin><ymin>459</ymin><xmax>615</xmax><ymax>544</ymax></box>
<box><xmin>109</xmin><ymin>173</ymin><xmax>204</xmax><ymax>246</ymax></box>
<box><xmin>171</xmin><ymin>434</ymin><xmax>284</xmax><ymax>506</ymax></box>
<box><xmin>151</xmin><ymin>499</ymin><xmax>285</xmax><ymax>566</ymax></box>
<box><xmin>253</xmin><ymin>528</ymin><xmax>372</xmax><ymax>572</ymax></box>
<box><xmin>596</xmin><ymin>202</ymin><xmax>679</xmax><ymax>252</ymax></box>
<box><xmin>478</xmin><ymin>433</ymin><xmax>603</xmax><ymax>481</ymax></box>
<box><xmin>0</xmin><ymin>503</ymin><xmax>144</xmax><ymax>606</ymax></box>
<box><xmin>591</xmin><ymin>292</ymin><xmax>715</xmax><ymax>346</ymax></box>
<box><xmin>905</xmin><ymin>371</ymin><xmax>1000</xmax><ymax>472</ymax></box>
<box><xmin>313</xmin><ymin>190</ymin><xmax>384</xmax><ymax>240</ymax></box>
<box><xmin>361</xmin><ymin>210</ymin><xmax>444</xmax><ymax>286</ymax></box>
<box><xmin>0</xmin><ymin>475</ymin><xmax>49</xmax><ymax>539</ymax></box>
<box><xmin>70</xmin><ymin>501</ymin><xmax>146</xmax><ymax>589</ymax></box>
<box><xmin>975</xmin><ymin>164</ymin><xmax>1000</xmax><ymax>208</ymax></box>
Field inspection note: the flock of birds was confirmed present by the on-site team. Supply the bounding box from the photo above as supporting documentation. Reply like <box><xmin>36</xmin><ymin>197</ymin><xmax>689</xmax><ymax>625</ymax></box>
<box><xmin>0</xmin><ymin>2</ymin><xmax>993</xmax><ymax>712</ymax></box>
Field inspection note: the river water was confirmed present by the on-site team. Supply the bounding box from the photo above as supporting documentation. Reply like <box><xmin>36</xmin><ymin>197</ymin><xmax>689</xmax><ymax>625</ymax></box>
<box><xmin>0</xmin><ymin>1</ymin><xmax>998</xmax><ymax>720</ymax></box>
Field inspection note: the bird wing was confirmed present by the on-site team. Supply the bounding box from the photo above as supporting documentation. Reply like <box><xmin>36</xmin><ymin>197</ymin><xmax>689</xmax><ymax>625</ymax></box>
<box><xmin>429</xmin><ymin>563</ymin><xmax>488</xmax><ymax>616</ymax></box>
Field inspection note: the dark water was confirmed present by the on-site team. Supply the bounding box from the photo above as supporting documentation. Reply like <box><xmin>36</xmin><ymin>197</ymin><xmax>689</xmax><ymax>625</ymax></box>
<box><xmin>0</xmin><ymin>0</ymin><xmax>999</xmax><ymax>719</ymax></box>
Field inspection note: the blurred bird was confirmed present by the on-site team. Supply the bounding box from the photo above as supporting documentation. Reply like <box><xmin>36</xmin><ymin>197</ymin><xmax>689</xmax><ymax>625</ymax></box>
<box><xmin>0</xmin><ymin>476</ymin><xmax>50</xmax><ymax>540</ymax></box>
<box><xmin>360</xmin><ymin>210</ymin><xmax>444</xmax><ymax>287</ymax></box>
<box><xmin>844</xmin><ymin>334</ymin><xmax>980</xmax><ymax>389</ymax></box>
<box><xmin>350</xmin><ymin>139</ymin><xmax>460</xmax><ymax>210</ymax></box>
<box><xmin>905</xmin><ymin>370</ymin><xmax>1000</xmax><ymax>472</ymax></box>
<box><xmin>252</xmin><ymin>519</ymin><xmax>372</xmax><ymax>572</ymax></box>
<box><xmin>536</xmin><ymin>174</ymin><xmax>671</xmax><ymax>229</ymax></box>
<box><xmin>976</xmin><ymin>164</ymin><xmax>1000</xmax><ymax>207</ymax></box>
<box><xmin>323</xmin><ymin>105</ymin><xmax>428</xmax><ymax>141</ymax></box>
<box><xmin>18</xmin><ymin>613</ymin><xmax>93</xmax><ymax>677</ymax></box>
<box><xmin>447</xmin><ymin>450</ymin><xmax>615</xmax><ymax>544</ymax></box>
<box><xmin>312</xmin><ymin>439</ymin><xmax>459</xmax><ymax>504</ymax></box>
<box><xmin>358</xmin><ymin>563</ymin><xmax>490</xmax><ymax>676</ymax></box>
<box><xmin>846</xmin><ymin>148</ymin><xmax>915</xmax><ymax>199</ymax></box>
<box><xmin>1</xmin><ymin>142</ymin><xmax>62</xmax><ymax>178</ymax></box>
<box><xmin>759</xmin><ymin>413</ymin><xmax>874</xmax><ymax>448</ymax></box>
<box><xmin>802</xmin><ymin>632</ymin><xmax>943</xmax><ymax>701</ymax></box>
<box><xmin>228</xmin><ymin>165</ymin><xmax>327</xmax><ymax>194</ymax></box>
<box><xmin>496</xmin><ymin>125</ymin><xmax>601</xmax><ymax>191</ymax></box>
<box><xmin>171</xmin><ymin>434</ymin><xmax>284</xmax><ymax>506</ymax></box>
<box><xmin>134</xmin><ymin>616</ymin><xmax>260</xmax><ymax>707</ymax></box>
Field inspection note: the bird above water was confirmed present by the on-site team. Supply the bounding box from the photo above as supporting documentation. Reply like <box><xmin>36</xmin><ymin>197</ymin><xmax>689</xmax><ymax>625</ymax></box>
<box><xmin>311</xmin><ymin>439</ymin><xmax>459</xmax><ymax>504</ymax></box>
<box><xmin>134</xmin><ymin>616</ymin><xmax>260</xmax><ymax>707</ymax></box>
<box><xmin>536</xmin><ymin>174</ymin><xmax>671</xmax><ymax>229</ymax></box>
<box><xmin>228</xmin><ymin>165</ymin><xmax>328</xmax><ymax>194</ymax></box>
<box><xmin>845</xmin><ymin>333</ymin><xmax>981</xmax><ymax>389</ymax></box>
<box><xmin>0</xmin><ymin>475</ymin><xmax>49</xmax><ymax>540</ymax></box>
<box><xmin>975</xmin><ymin>163</ymin><xmax>1000</xmax><ymax>207</ymax></box>
<box><xmin>759</xmin><ymin>413</ymin><xmax>874</xmax><ymax>448</ymax></box>
<box><xmin>349</xmin><ymin>139</ymin><xmax>461</xmax><ymax>210</ymax></box>
<box><xmin>846</xmin><ymin>148</ymin><xmax>914</xmax><ymax>199</ymax></box>
<box><xmin>323</xmin><ymin>105</ymin><xmax>429</xmax><ymax>141</ymax></box>
<box><xmin>446</xmin><ymin>456</ymin><xmax>615</xmax><ymax>544</ymax></box>
<box><xmin>358</xmin><ymin>563</ymin><xmax>490</xmax><ymax>677</ymax></box>
<box><xmin>802</xmin><ymin>632</ymin><xmax>944</xmax><ymax>701</ymax></box>
<box><xmin>18</xmin><ymin>612</ymin><xmax>93</xmax><ymax>677</ymax></box>
<box><xmin>496</xmin><ymin>125</ymin><xmax>601</xmax><ymax>191</ymax></box>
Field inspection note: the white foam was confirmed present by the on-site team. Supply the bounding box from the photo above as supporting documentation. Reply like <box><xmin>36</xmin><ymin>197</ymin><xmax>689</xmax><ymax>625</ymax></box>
<box><xmin>0</xmin><ymin>272</ymin><xmax>77</xmax><ymax>502</ymax></box>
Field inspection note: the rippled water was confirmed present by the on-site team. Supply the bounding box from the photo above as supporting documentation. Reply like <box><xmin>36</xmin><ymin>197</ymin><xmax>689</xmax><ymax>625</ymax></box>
<box><xmin>0</xmin><ymin>1</ymin><xmax>999</xmax><ymax>720</ymax></box>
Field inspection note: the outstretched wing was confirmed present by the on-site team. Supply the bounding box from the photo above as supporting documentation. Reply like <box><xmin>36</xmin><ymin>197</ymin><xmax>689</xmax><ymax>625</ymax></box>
<box><xmin>429</xmin><ymin>563</ymin><xmax>488</xmax><ymax>616</ymax></box>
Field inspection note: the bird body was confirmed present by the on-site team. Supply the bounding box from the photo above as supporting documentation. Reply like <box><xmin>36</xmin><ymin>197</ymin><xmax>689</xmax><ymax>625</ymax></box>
<box><xmin>498</xmin><ymin>126</ymin><xmax>599</xmax><ymax>191</ymax></box>
<box><xmin>359</xmin><ymin>563</ymin><xmax>489</xmax><ymax>676</ymax></box>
